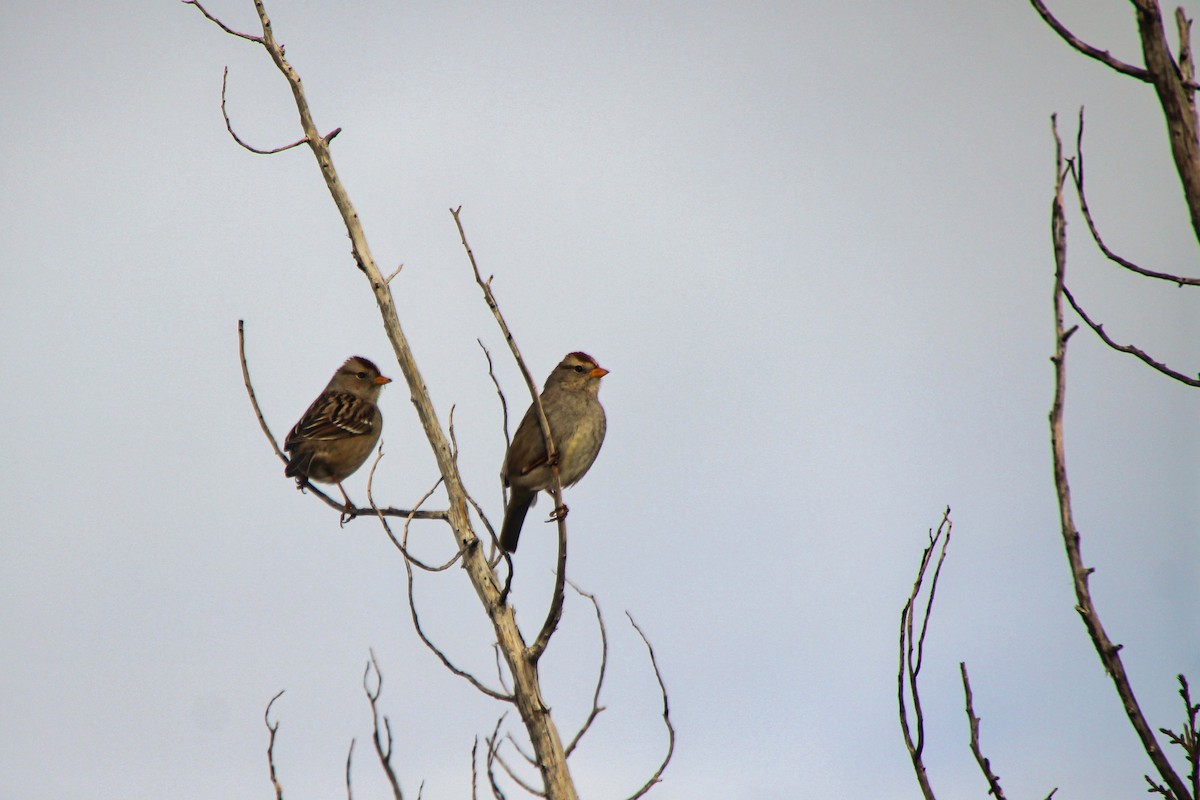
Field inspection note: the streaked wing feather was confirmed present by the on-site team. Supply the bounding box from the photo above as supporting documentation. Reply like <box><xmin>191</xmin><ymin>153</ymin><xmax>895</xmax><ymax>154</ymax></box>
<box><xmin>288</xmin><ymin>391</ymin><xmax>378</xmax><ymax>443</ymax></box>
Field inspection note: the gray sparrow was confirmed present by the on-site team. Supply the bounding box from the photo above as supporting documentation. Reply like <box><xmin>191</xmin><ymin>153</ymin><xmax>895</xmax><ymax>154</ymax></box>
<box><xmin>284</xmin><ymin>356</ymin><xmax>392</xmax><ymax>510</ymax></box>
<box><xmin>499</xmin><ymin>352</ymin><xmax>608</xmax><ymax>552</ymax></box>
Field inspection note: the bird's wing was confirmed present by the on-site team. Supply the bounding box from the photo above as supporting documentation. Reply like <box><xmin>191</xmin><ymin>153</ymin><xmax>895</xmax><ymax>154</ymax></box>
<box><xmin>287</xmin><ymin>391</ymin><xmax>378</xmax><ymax>444</ymax></box>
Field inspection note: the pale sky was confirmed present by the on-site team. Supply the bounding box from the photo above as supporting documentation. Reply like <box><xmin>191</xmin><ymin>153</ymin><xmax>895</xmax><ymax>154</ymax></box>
<box><xmin>2</xmin><ymin>1</ymin><xmax>1197</xmax><ymax>798</ymax></box>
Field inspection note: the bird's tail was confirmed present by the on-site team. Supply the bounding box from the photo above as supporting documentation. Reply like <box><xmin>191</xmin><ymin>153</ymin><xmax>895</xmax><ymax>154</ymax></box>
<box><xmin>499</xmin><ymin>491</ymin><xmax>535</xmax><ymax>553</ymax></box>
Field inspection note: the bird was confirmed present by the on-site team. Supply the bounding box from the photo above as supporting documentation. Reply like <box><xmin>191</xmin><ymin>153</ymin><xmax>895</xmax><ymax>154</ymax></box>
<box><xmin>284</xmin><ymin>356</ymin><xmax>392</xmax><ymax>512</ymax></box>
<box><xmin>499</xmin><ymin>352</ymin><xmax>608</xmax><ymax>552</ymax></box>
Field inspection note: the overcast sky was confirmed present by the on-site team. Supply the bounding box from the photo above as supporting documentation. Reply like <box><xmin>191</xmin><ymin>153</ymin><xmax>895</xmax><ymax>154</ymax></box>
<box><xmin>2</xmin><ymin>1</ymin><xmax>1197</xmax><ymax>798</ymax></box>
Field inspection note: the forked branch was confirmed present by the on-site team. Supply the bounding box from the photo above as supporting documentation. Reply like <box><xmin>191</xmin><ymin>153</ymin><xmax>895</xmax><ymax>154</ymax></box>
<box><xmin>897</xmin><ymin>507</ymin><xmax>952</xmax><ymax>800</ymax></box>
<box><xmin>1049</xmin><ymin>116</ymin><xmax>1192</xmax><ymax>800</ymax></box>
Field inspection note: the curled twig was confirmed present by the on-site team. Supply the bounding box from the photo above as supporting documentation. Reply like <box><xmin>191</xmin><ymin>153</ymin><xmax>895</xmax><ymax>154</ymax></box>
<box><xmin>564</xmin><ymin>580</ymin><xmax>609</xmax><ymax>756</ymax></box>
<box><xmin>220</xmin><ymin>67</ymin><xmax>307</xmax><ymax>154</ymax></box>
<box><xmin>264</xmin><ymin>690</ymin><xmax>285</xmax><ymax>800</ymax></box>
<box><xmin>623</xmin><ymin>613</ymin><xmax>675</xmax><ymax>800</ymax></box>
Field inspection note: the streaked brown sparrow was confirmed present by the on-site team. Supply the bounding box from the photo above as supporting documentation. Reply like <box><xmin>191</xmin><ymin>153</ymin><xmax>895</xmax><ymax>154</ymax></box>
<box><xmin>284</xmin><ymin>356</ymin><xmax>392</xmax><ymax>510</ymax></box>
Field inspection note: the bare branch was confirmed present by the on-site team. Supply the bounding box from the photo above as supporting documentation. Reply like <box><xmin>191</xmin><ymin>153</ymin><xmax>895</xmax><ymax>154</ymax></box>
<box><xmin>396</xmin><ymin>494</ymin><xmax>511</xmax><ymax>701</ymax></box>
<box><xmin>493</xmin><ymin>743</ymin><xmax>545</xmax><ymax>797</ymax></box>
<box><xmin>622</xmin><ymin>613</ymin><xmax>675</xmax><ymax>800</ymax></box>
<box><xmin>897</xmin><ymin>507</ymin><xmax>952</xmax><ymax>800</ymax></box>
<box><xmin>1153</xmin><ymin>675</ymin><xmax>1200</xmax><ymax>799</ymax></box>
<box><xmin>471</xmin><ymin>738</ymin><xmax>480</xmax><ymax>800</ymax></box>
<box><xmin>503</xmin><ymin>732</ymin><xmax>538</xmax><ymax>767</ymax></box>
<box><xmin>1030</xmin><ymin>0</ymin><xmax>1160</xmax><ymax>83</ymax></box>
<box><xmin>484</xmin><ymin>716</ymin><xmax>518</xmax><ymax>800</ymax></box>
<box><xmin>182</xmin><ymin>0</ymin><xmax>263</xmax><ymax>42</ymax></box>
<box><xmin>1060</xmin><ymin>283</ymin><xmax>1200</xmax><ymax>385</ymax></box>
<box><xmin>264</xmin><ymin>690</ymin><xmax>285</xmax><ymax>800</ymax></box>
<box><xmin>363</xmin><ymin>652</ymin><xmax>406</xmax><ymax>800</ymax></box>
<box><xmin>959</xmin><ymin>662</ymin><xmax>1015</xmax><ymax>800</ymax></box>
<box><xmin>1066</xmin><ymin>110</ymin><xmax>1200</xmax><ymax>286</ymax></box>
<box><xmin>528</xmin><ymin>520</ymin><xmax>569</xmax><ymax>663</ymax></box>
<box><xmin>346</xmin><ymin>739</ymin><xmax>355</xmax><ymax>800</ymax></box>
<box><xmin>564</xmin><ymin>581</ymin><xmax>609</xmax><ymax>756</ymax></box>
<box><xmin>368</xmin><ymin>454</ymin><xmax>461</xmax><ymax>571</ymax></box>
<box><xmin>1049</xmin><ymin>115</ymin><xmax>1193</xmax><ymax>800</ymax></box>
<box><xmin>478</xmin><ymin>339</ymin><xmax>513</xmax><ymax>467</ymax></box>
<box><xmin>220</xmin><ymin>67</ymin><xmax>307</xmax><ymax>154</ymax></box>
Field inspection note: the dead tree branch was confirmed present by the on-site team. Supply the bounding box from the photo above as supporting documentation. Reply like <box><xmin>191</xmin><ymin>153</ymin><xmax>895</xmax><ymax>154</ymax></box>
<box><xmin>622</xmin><ymin>613</ymin><xmax>675</xmax><ymax>800</ymax></box>
<box><xmin>959</xmin><ymin>662</ymin><xmax>1016</xmax><ymax>800</ymax></box>
<box><xmin>897</xmin><ymin>507</ymin><xmax>952</xmax><ymax>800</ymax></box>
<box><xmin>220</xmin><ymin>67</ymin><xmax>312</xmax><ymax>154</ymax></box>
<box><xmin>1030</xmin><ymin>0</ymin><xmax>1160</xmax><ymax>83</ymax></box>
<box><xmin>1066</xmin><ymin>112</ymin><xmax>1200</xmax><ymax>287</ymax></box>
<box><xmin>1049</xmin><ymin>116</ymin><xmax>1192</xmax><ymax>800</ymax></box>
<box><xmin>1148</xmin><ymin>675</ymin><xmax>1200</xmax><ymax>799</ymax></box>
<box><xmin>363</xmin><ymin>652</ymin><xmax>407</xmax><ymax>800</ymax></box>
<box><xmin>264</xmin><ymin>690</ymin><xmax>285</xmax><ymax>800</ymax></box>
<box><xmin>564</xmin><ymin>581</ymin><xmax>609</xmax><ymax>757</ymax></box>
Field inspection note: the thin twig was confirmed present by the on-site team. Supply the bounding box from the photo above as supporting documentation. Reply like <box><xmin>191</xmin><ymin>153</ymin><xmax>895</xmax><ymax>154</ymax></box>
<box><xmin>484</xmin><ymin>716</ymin><xmax>516</xmax><ymax>800</ymax></box>
<box><xmin>897</xmin><ymin>508</ymin><xmax>952</xmax><ymax>800</ymax></box>
<box><xmin>1030</xmin><ymin>0</ymin><xmax>1176</xmax><ymax>85</ymax></box>
<box><xmin>1066</xmin><ymin>109</ymin><xmax>1200</xmax><ymax>286</ymax></box>
<box><xmin>220</xmin><ymin>67</ymin><xmax>307</xmax><ymax>154</ymax></box>
<box><xmin>264</xmin><ymin>690</ymin><xmax>285</xmax><ymax>800</ymax></box>
<box><xmin>622</xmin><ymin>613</ymin><xmax>675</xmax><ymax>800</ymax></box>
<box><xmin>471</xmin><ymin>738</ymin><xmax>480</xmax><ymax>800</ymax></box>
<box><xmin>1060</xmin><ymin>283</ymin><xmax>1200</xmax><ymax>386</ymax></box>
<box><xmin>364</xmin><ymin>651</ymin><xmax>406</xmax><ymax>800</ymax></box>
<box><xmin>395</xmin><ymin>492</ymin><xmax>510</xmax><ymax>700</ymax></box>
<box><xmin>182</xmin><ymin>0</ymin><xmax>263</xmax><ymax>42</ymax></box>
<box><xmin>564</xmin><ymin>580</ymin><xmax>609</xmax><ymax>756</ymax></box>
<box><xmin>503</xmin><ymin>733</ymin><xmax>538</xmax><ymax>767</ymax></box>
<box><xmin>1150</xmin><ymin>675</ymin><xmax>1200</xmax><ymax>799</ymax></box>
<box><xmin>368</xmin><ymin>453</ymin><xmax>460</xmax><ymax>570</ymax></box>
<box><xmin>346</xmin><ymin>739</ymin><xmax>356</xmax><ymax>800</ymax></box>
<box><xmin>493</xmin><ymin>745</ymin><xmax>545</xmax><ymax>797</ymax></box>
<box><xmin>959</xmin><ymin>662</ymin><xmax>1012</xmax><ymax>800</ymax></box>
<box><xmin>529</xmin><ymin>521</ymin><xmax>569</xmax><ymax>663</ymax></box>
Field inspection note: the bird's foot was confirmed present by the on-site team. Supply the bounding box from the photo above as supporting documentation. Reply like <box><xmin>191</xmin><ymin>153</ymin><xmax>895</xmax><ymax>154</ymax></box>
<box><xmin>547</xmin><ymin>503</ymin><xmax>570</xmax><ymax>522</ymax></box>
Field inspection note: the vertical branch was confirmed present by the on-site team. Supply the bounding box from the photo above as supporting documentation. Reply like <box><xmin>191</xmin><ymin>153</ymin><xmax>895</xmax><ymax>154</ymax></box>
<box><xmin>1048</xmin><ymin>115</ymin><xmax>1192</xmax><ymax>800</ymax></box>
<box><xmin>897</xmin><ymin>507</ymin><xmax>952</xmax><ymax>800</ymax></box>
<box><xmin>264</xmin><ymin>690</ymin><xmax>285</xmax><ymax>800</ymax></box>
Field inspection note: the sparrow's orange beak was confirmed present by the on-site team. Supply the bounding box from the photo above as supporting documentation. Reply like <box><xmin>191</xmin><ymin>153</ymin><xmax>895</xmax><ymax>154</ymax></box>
<box><xmin>375</xmin><ymin>375</ymin><xmax>393</xmax><ymax>385</ymax></box>
<box><xmin>589</xmin><ymin>366</ymin><xmax>609</xmax><ymax>378</ymax></box>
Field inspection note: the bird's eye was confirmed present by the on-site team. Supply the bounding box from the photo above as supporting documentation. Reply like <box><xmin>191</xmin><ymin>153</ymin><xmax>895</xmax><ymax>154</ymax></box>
<box><xmin>573</xmin><ymin>365</ymin><xmax>585</xmax><ymax>373</ymax></box>
<box><xmin>357</xmin><ymin>372</ymin><xmax>368</xmax><ymax>380</ymax></box>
